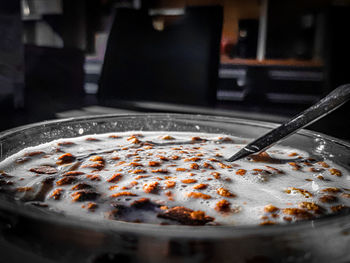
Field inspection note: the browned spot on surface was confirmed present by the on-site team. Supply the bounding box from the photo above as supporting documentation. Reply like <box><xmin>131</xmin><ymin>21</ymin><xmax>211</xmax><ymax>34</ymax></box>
<box><xmin>189</xmin><ymin>163</ymin><xmax>199</xmax><ymax>170</ymax></box>
<box><xmin>162</xmin><ymin>135</ymin><xmax>174</xmax><ymax>140</ymax></box>
<box><xmin>0</xmin><ymin>172</ymin><xmax>12</xmax><ymax>179</ymax></box>
<box><xmin>260</xmin><ymin>221</ymin><xmax>276</xmax><ymax>225</ymax></box>
<box><xmin>130</xmin><ymin>197</ymin><xmax>152</xmax><ymax>208</ymax></box>
<box><xmin>148</xmin><ymin>161</ymin><xmax>161</xmax><ymax>167</ymax></box>
<box><xmin>81</xmin><ymin>162</ymin><xmax>104</xmax><ymax>170</ymax></box>
<box><xmin>283</xmin><ymin>216</ymin><xmax>292</xmax><ymax>222</ymax></box>
<box><xmin>57</xmin><ymin>141</ymin><xmax>75</xmax><ymax>146</ymax></box>
<box><xmin>184</xmin><ymin>157</ymin><xmax>201</xmax><ymax>162</ymax></box>
<box><xmin>129</xmin><ymin>162</ymin><xmax>143</xmax><ymax>167</ymax></box>
<box><xmin>265</xmin><ymin>166</ymin><xmax>284</xmax><ymax>174</ymax></box>
<box><xmin>90</xmin><ymin>156</ymin><xmax>105</xmax><ymax>162</ymax></box>
<box><xmin>63</xmin><ymin>171</ymin><xmax>84</xmax><ymax>177</ymax></box>
<box><xmin>236</xmin><ymin>169</ymin><xmax>246</xmax><ymax>176</ymax></box>
<box><xmin>71</xmin><ymin>183</ymin><xmax>92</xmax><ymax>190</ymax></box>
<box><xmin>285</xmin><ymin>187</ymin><xmax>313</xmax><ymax>198</ymax></box>
<box><xmin>86</xmin><ymin>137</ymin><xmax>99</xmax><ymax>141</ymax></box>
<box><xmin>158</xmin><ymin>206</ymin><xmax>214</xmax><ymax>225</ymax></box>
<box><xmin>156</xmin><ymin>155</ymin><xmax>169</xmax><ymax>161</ymax></box>
<box><xmin>121</xmin><ymin>181</ymin><xmax>138</xmax><ymax>190</ymax></box>
<box><xmin>215</xmin><ymin>199</ymin><xmax>231</xmax><ymax>212</ymax></box>
<box><xmin>319</xmin><ymin>195</ymin><xmax>338</xmax><ymax>203</ymax></box>
<box><xmin>15</xmin><ymin>157</ymin><xmax>31</xmax><ymax>164</ymax></box>
<box><xmin>135</xmin><ymin>175</ymin><xmax>150</xmax><ymax>180</ymax></box>
<box><xmin>211</xmin><ymin>172</ymin><xmax>221</xmax><ymax>179</ymax></box>
<box><xmin>25</xmin><ymin>151</ymin><xmax>45</xmax><ymax>157</ymax></box>
<box><xmin>193</xmin><ymin>183</ymin><xmax>208</xmax><ymax>190</ymax></box>
<box><xmin>151</xmin><ymin>169</ymin><xmax>168</xmax><ymax>174</ymax></box>
<box><xmin>249</xmin><ymin>152</ymin><xmax>281</xmax><ymax>164</ymax></box>
<box><xmin>298</xmin><ymin>202</ymin><xmax>323</xmax><ymax>213</ymax></box>
<box><xmin>57</xmin><ymin>153</ymin><xmax>76</xmax><ymax>165</ymax></box>
<box><xmin>109</xmin><ymin>185</ymin><xmax>118</xmax><ymax>190</ymax></box>
<box><xmin>107</xmin><ymin>173</ymin><xmax>123</xmax><ymax>183</ymax></box>
<box><xmin>187</xmin><ymin>192</ymin><xmax>211</xmax><ymax>199</ymax></box>
<box><xmin>72</xmin><ymin>190</ymin><xmax>99</xmax><ymax>202</ymax></box>
<box><xmin>50</xmin><ymin>188</ymin><xmax>63</xmax><ymax>200</ymax></box>
<box><xmin>165</xmin><ymin>191</ymin><xmax>174</xmax><ymax>201</ymax></box>
<box><xmin>203</xmin><ymin>162</ymin><xmax>214</xmax><ymax>169</ymax></box>
<box><xmin>217</xmin><ymin>187</ymin><xmax>236</xmax><ymax>198</ymax></box>
<box><xmin>143</xmin><ymin>181</ymin><xmax>159</xmax><ymax>193</ymax></box>
<box><xmin>317</xmin><ymin>161</ymin><xmax>330</xmax><ymax>168</ymax></box>
<box><xmin>111</xmin><ymin>191</ymin><xmax>137</xmax><ymax>198</ymax></box>
<box><xmin>56</xmin><ymin>176</ymin><xmax>76</xmax><ymax>186</ymax></box>
<box><xmin>191</xmin><ymin>137</ymin><xmax>205</xmax><ymax>142</ymax></box>
<box><xmin>288</xmin><ymin>162</ymin><xmax>301</xmax><ymax>171</ymax></box>
<box><xmin>264</xmin><ymin>204</ymin><xmax>279</xmax><ymax>213</ymax></box>
<box><xmin>331</xmin><ymin>205</ymin><xmax>348</xmax><ymax>212</ymax></box>
<box><xmin>82</xmin><ymin>202</ymin><xmax>98</xmax><ymax>211</ymax></box>
<box><xmin>329</xmin><ymin>168</ymin><xmax>342</xmax><ymax>177</ymax></box>
<box><xmin>165</xmin><ymin>181</ymin><xmax>176</xmax><ymax>188</ymax></box>
<box><xmin>217</xmin><ymin>162</ymin><xmax>232</xmax><ymax>169</ymax></box>
<box><xmin>342</xmin><ymin>193</ymin><xmax>350</xmax><ymax>198</ymax></box>
<box><xmin>30</xmin><ymin>166</ymin><xmax>57</xmax><ymax>174</ymax></box>
<box><xmin>109</xmin><ymin>135</ymin><xmax>121</xmax><ymax>139</ymax></box>
<box><xmin>282</xmin><ymin>208</ymin><xmax>313</xmax><ymax>219</ymax></box>
<box><xmin>127</xmin><ymin>136</ymin><xmax>141</xmax><ymax>144</ymax></box>
<box><xmin>86</xmin><ymin>174</ymin><xmax>101</xmax><ymax>181</ymax></box>
<box><xmin>181</xmin><ymin>179</ymin><xmax>197</xmax><ymax>184</ymax></box>
<box><xmin>176</xmin><ymin>168</ymin><xmax>187</xmax><ymax>172</ymax></box>
<box><xmin>218</xmin><ymin>137</ymin><xmax>233</xmax><ymax>142</ymax></box>
<box><xmin>309</xmin><ymin>167</ymin><xmax>324</xmax><ymax>173</ymax></box>
<box><xmin>131</xmin><ymin>169</ymin><xmax>146</xmax><ymax>174</ymax></box>
<box><xmin>321</xmin><ymin>187</ymin><xmax>341</xmax><ymax>193</ymax></box>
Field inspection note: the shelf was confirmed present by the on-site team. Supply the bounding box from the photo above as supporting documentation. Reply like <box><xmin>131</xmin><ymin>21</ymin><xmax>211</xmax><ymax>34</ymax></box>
<box><xmin>220</xmin><ymin>55</ymin><xmax>323</xmax><ymax>67</ymax></box>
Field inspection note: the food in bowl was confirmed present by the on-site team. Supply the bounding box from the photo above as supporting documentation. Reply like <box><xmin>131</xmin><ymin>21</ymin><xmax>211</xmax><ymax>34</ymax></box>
<box><xmin>0</xmin><ymin>131</ymin><xmax>349</xmax><ymax>226</ymax></box>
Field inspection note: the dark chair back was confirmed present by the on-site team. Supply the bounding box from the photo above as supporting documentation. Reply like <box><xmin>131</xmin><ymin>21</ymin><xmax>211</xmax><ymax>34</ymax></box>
<box><xmin>99</xmin><ymin>6</ymin><xmax>223</xmax><ymax>106</ymax></box>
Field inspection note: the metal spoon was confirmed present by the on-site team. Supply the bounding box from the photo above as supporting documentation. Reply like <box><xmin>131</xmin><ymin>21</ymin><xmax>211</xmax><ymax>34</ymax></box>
<box><xmin>227</xmin><ymin>84</ymin><xmax>350</xmax><ymax>162</ymax></box>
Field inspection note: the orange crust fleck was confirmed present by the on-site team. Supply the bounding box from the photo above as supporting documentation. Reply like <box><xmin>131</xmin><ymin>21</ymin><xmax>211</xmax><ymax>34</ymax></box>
<box><xmin>187</xmin><ymin>192</ymin><xmax>211</xmax><ymax>199</ymax></box>
<box><xmin>285</xmin><ymin>187</ymin><xmax>313</xmax><ymax>198</ymax></box>
<box><xmin>193</xmin><ymin>183</ymin><xmax>208</xmax><ymax>190</ymax></box>
<box><xmin>148</xmin><ymin>161</ymin><xmax>161</xmax><ymax>167</ymax></box>
<box><xmin>111</xmin><ymin>191</ymin><xmax>137</xmax><ymax>197</ymax></box>
<box><xmin>57</xmin><ymin>153</ymin><xmax>76</xmax><ymax>165</ymax></box>
<box><xmin>319</xmin><ymin>195</ymin><xmax>338</xmax><ymax>203</ymax></box>
<box><xmin>329</xmin><ymin>168</ymin><xmax>342</xmax><ymax>177</ymax></box>
<box><xmin>189</xmin><ymin>163</ymin><xmax>199</xmax><ymax>170</ymax></box>
<box><xmin>56</xmin><ymin>176</ymin><xmax>76</xmax><ymax>186</ymax></box>
<box><xmin>236</xmin><ymin>169</ymin><xmax>246</xmax><ymax>176</ymax></box>
<box><xmin>321</xmin><ymin>187</ymin><xmax>341</xmax><ymax>193</ymax></box>
<box><xmin>215</xmin><ymin>199</ymin><xmax>231</xmax><ymax>212</ymax></box>
<box><xmin>50</xmin><ymin>188</ymin><xmax>63</xmax><ymax>200</ymax></box>
<box><xmin>107</xmin><ymin>173</ymin><xmax>123</xmax><ymax>183</ymax></box>
<box><xmin>264</xmin><ymin>204</ymin><xmax>279</xmax><ymax>213</ymax></box>
<box><xmin>165</xmin><ymin>181</ymin><xmax>176</xmax><ymax>188</ymax></box>
<box><xmin>217</xmin><ymin>187</ymin><xmax>236</xmax><ymax>198</ymax></box>
<box><xmin>143</xmin><ymin>181</ymin><xmax>159</xmax><ymax>193</ymax></box>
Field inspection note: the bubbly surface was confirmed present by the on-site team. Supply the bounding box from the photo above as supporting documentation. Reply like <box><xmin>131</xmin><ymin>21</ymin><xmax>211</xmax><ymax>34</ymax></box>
<box><xmin>0</xmin><ymin>131</ymin><xmax>349</xmax><ymax>226</ymax></box>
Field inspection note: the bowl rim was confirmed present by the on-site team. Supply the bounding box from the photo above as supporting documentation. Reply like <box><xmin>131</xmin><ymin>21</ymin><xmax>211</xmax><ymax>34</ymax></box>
<box><xmin>0</xmin><ymin>113</ymin><xmax>349</xmax><ymax>239</ymax></box>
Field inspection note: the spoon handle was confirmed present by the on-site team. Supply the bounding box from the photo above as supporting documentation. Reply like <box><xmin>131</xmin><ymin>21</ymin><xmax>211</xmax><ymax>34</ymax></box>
<box><xmin>227</xmin><ymin>84</ymin><xmax>350</xmax><ymax>162</ymax></box>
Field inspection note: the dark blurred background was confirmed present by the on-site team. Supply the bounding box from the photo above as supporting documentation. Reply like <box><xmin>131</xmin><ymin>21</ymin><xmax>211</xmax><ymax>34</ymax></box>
<box><xmin>0</xmin><ymin>0</ymin><xmax>349</xmax><ymax>140</ymax></box>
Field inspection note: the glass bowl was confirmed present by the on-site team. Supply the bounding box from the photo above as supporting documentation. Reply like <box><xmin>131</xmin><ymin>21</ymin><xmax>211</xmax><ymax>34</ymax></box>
<box><xmin>0</xmin><ymin>114</ymin><xmax>349</xmax><ymax>263</ymax></box>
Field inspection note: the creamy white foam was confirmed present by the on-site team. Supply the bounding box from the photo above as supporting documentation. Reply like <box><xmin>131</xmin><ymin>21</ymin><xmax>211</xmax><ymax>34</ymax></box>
<box><xmin>0</xmin><ymin>131</ymin><xmax>349</xmax><ymax>226</ymax></box>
